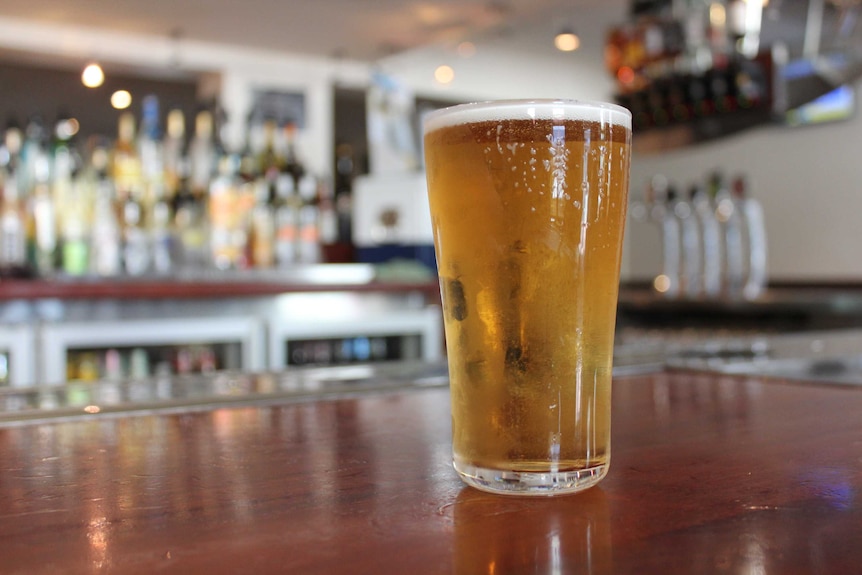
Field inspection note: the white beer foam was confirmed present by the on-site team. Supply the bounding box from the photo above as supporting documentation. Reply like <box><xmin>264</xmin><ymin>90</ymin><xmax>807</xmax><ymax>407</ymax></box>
<box><xmin>424</xmin><ymin>99</ymin><xmax>631</xmax><ymax>133</ymax></box>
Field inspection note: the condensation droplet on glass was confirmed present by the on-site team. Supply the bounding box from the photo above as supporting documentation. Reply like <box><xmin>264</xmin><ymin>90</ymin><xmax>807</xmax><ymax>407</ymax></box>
<box><xmin>543</xmin><ymin>160</ymin><xmax>551</xmax><ymax>171</ymax></box>
<box><xmin>531</xmin><ymin>206</ymin><xmax>536</xmax><ymax>212</ymax></box>
<box><xmin>530</xmin><ymin>148</ymin><xmax>537</xmax><ymax>155</ymax></box>
<box><xmin>573</xmin><ymin>200</ymin><xmax>581</xmax><ymax>209</ymax></box>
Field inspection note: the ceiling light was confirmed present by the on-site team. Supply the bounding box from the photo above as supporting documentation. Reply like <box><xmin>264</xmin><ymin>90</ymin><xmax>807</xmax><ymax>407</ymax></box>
<box><xmin>81</xmin><ymin>63</ymin><xmax>104</xmax><ymax>88</ymax></box>
<box><xmin>554</xmin><ymin>30</ymin><xmax>580</xmax><ymax>52</ymax></box>
<box><xmin>111</xmin><ymin>90</ymin><xmax>132</xmax><ymax>110</ymax></box>
<box><xmin>435</xmin><ymin>65</ymin><xmax>455</xmax><ymax>85</ymax></box>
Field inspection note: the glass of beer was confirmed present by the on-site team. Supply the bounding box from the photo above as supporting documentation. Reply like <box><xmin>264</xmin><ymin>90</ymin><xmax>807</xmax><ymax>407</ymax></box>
<box><xmin>423</xmin><ymin>100</ymin><xmax>632</xmax><ymax>496</ymax></box>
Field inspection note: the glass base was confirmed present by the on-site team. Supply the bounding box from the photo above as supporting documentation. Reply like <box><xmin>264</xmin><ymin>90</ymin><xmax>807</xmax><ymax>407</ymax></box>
<box><xmin>454</xmin><ymin>460</ymin><xmax>608</xmax><ymax>496</ymax></box>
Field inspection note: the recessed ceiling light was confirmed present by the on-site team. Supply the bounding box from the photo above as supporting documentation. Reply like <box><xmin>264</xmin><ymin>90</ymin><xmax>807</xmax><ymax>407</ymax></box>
<box><xmin>111</xmin><ymin>90</ymin><xmax>132</xmax><ymax>110</ymax></box>
<box><xmin>81</xmin><ymin>63</ymin><xmax>104</xmax><ymax>88</ymax></box>
<box><xmin>554</xmin><ymin>30</ymin><xmax>580</xmax><ymax>52</ymax></box>
<box><xmin>435</xmin><ymin>65</ymin><xmax>455</xmax><ymax>85</ymax></box>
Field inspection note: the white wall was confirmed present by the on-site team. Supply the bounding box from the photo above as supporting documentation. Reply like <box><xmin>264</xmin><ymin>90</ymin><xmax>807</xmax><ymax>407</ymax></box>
<box><xmin>627</xmin><ymin>94</ymin><xmax>862</xmax><ymax>282</ymax></box>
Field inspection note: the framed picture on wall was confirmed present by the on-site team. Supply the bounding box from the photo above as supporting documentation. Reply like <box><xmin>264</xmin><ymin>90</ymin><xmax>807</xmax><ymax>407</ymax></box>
<box><xmin>250</xmin><ymin>89</ymin><xmax>306</xmax><ymax>128</ymax></box>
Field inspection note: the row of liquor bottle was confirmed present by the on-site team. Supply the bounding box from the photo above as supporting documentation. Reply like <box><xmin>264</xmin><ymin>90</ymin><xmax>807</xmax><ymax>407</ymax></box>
<box><xmin>0</xmin><ymin>96</ymin><xmax>350</xmax><ymax>278</ymax></box>
<box><xmin>607</xmin><ymin>1</ymin><xmax>772</xmax><ymax>130</ymax></box>
<box><xmin>631</xmin><ymin>170</ymin><xmax>767</xmax><ymax>300</ymax></box>
<box><xmin>60</xmin><ymin>334</ymin><xmax>420</xmax><ymax>385</ymax></box>
<box><xmin>66</xmin><ymin>343</ymin><xmax>242</xmax><ymax>383</ymax></box>
<box><xmin>607</xmin><ymin>0</ymin><xmax>767</xmax><ymax>92</ymax></box>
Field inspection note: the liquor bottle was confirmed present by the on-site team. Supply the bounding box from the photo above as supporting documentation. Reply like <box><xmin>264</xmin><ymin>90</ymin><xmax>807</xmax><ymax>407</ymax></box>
<box><xmin>647</xmin><ymin>176</ymin><xmax>681</xmax><ymax>298</ymax></box>
<box><xmin>112</xmin><ymin>112</ymin><xmax>143</xmax><ymax>202</ymax></box>
<box><xmin>138</xmin><ymin>95</ymin><xmax>164</xmax><ymax>205</ymax></box>
<box><xmin>150</xmin><ymin>199</ymin><xmax>173</xmax><ymax>274</ymax></box>
<box><xmin>674</xmin><ymin>187</ymin><xmax>702</xmax><ymax>297</ymax></box>
<box><xmin>334</xmin><ymin>143</ymin><xmax>356</xmax><ymax>247</ymax></box>
<box><xmin>733</xmin><ymin>175</ymin><xmax>768</xmax><ymax>300</ymax></box>
<box><xmin>89</xmin><ymin>169</ymin><xmax>122</xmax><ymax>277</ymax></box>
<box><xmin>208</xmin><ymin>154</ymin><xmax>240</xmax><ymax>270</ymax></box>
<box><xmin>297</xmin><ymin>175</ymin><xmax>321</xmax><ymax>264</ymax></box>
<box><xmin>691</xmin><ymin>183</ymin><xmax>722</xmax><ymax>298</ymax></box>
<box><xmin>27</xmin><ymin>155</ymin><xmax>55</xmax><ymax>276</ymax></box>
<box><xmin>257</xmin><ymin>119</ymin><xmax>282</xmax><ymax>184</ymax></box>
<box><xmin>129</xmin><ymin>348</ymin><xmax>150</xmax><ymax>380</ymax></box>
<box><xmin>711</xmin><ymin>172</ymin><xmax>745</xmax><ymax>298</ymax></box>
<box><xmin>298</xmin><ymin>203</ymin><xmax>321</xmax><ymax>264</ymax></box>
<box><xmin>103</xmin><ymin>348</ymin><xmax>124</xmax><ymax>381</ymax></box>
<box><xmin>18</xmin><ymin>116</ymin><xmax>48</xmax><ymax>197</ymax></box>
<box><xmin>172</xmin><ymin>184</ymin><xmax>207</xmax><ymax>271</ymax></box>
<box><xmin>274</xmin><ymin>173</ymin><xmax>298</xmax><ymax>267</ymax></box>
<box><xmin>0</xmin><ymin>169</ymin><xmax>28</xmax><ymax>275</ymax></box>
<box><xmin>60</xmin><ymin>179</ymin><xmax>90</xmax><ymax>277</ymax></box>
<box><xmin>122</xmin><ymin>192</ymin><xmax>150</xmax><ymax>276</ymax></box>
<box><xmin>188</xmin><ymin>110</ymin><xmax>216</xmax><ymax>198</ymax></box>
<box><xmin>51</xmin><ymin>113</ymin><xmax>82</xmax><ymax>270</ymax></box>
<box><xmin>162</xmin><ymin>108</ymin><xmax>187</xmax><ymax>201</ymax></box>
<box><xmin>282</xmin><ymin>122</ymin><xmax>305</xmax><ymax>189</ymax></box>
<box><xmin>0</xmin><ymin>118</ymin><xmax>23</xmax><ymax>175</ymax></box>
<box><xmin>249</xmin><ymin>179</ymin><xmax>275</xmax><ymax>268</ymax></box>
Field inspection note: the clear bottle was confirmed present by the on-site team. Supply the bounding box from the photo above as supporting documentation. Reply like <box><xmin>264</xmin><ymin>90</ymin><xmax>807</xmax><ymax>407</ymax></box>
<box><xmin>691</xmin><ymin>182</ymin><xmax>722</xmax><ymax>298</ymax></box>
<box><xmin>298</xmin><ymin>203</ymin><xmax>321</xmax><ymax>264</ymax></box>
<box><xmin>150</xmin><ymin>199</ymin><xmax>173</xmax><ymax>275</ymax></box>
<box><xmin>162</xmin><ymin>108</ymin><xmax>187</xmax><ymax>201</ymax></box>
<box><xmin>674</xmin><ymin>186</ymin><xmax>702</xmax><ymax>298</ymax></box>
<box><xmin>27</xmin><ymin>155</ymin><xmax>55</xmax><ymax>276</ymax></box>
<box><xmin>18</xmin><ymin>115</ymin><xmax>48</xmax><ymax>198</ymax></box>
<box><xmin>713</xmin><ymin>172</ymin><xmax>745</xmax><ymax>298</ymax></box>
<box><xmin>208</xmin><ymin>155</ymin><xmax>239</xmax><ymax>270</ymax></box>
<box><xmin>138</xmin><ymin>95</ymin><xmax>164</xmax><ymax>205</ymax></box>
<box><xmin>249</xmin><ymin>179</ymin><xmax>275</xmax><ymax>268</ymax></box>
<box><xmin>122</xmin><ymin>193</ymin><xmax>150</xmax><ymax>276</ymax></box>
<box><xmin>112</xmin><ymin>112</ymin><xmax>143</xmax><ymax>203</ymax></box>
<box><xmin>0</xmin><ymin>169</ymin><xmax>28</xmax><ymax>274</ymax></box>
<box><xmin>89</xmin><ymin>173</ymin><xmax>122</xmax><ymax>277</ymax></box>
<box><xmin>647</xmin><ymin>175</ymin><xmax>681</xmax><ymax>298</ymax></box>
<box><xmin>274</xmin><ymin>174</ymin><xmax>298</xmax><ymax>267</ymax></box>
<box><xmin>60</xmin><ymin>179</ymin><xmax>90</xmax><ymax>277</ymax></box>
<box><xmin>188</xmin><ymin>110</ymin><xmax>216</xmax><ymax>198</ymax></box>
<box><xmin>733</xmin><ymin>175</ymin><xmax>768</xmax><ymax>300</ymax></box>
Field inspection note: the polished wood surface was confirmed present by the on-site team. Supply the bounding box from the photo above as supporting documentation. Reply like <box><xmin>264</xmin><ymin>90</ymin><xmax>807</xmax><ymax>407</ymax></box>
<box><xmin>2</xmin><ymin>371</ymin><xmax>862</xmax><ymax>574</ymax></box>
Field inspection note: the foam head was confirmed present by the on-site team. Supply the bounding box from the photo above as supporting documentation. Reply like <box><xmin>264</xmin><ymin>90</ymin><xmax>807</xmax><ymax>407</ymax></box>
<box><xmin>424</xmin><ymin>99</ymin><xmax>632</xmax><ymax>134</ymax></box>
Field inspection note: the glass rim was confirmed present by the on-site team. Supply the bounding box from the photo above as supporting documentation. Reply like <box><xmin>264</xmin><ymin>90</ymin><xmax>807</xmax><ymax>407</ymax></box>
<box><xmin>423</xmin><ymin>98</ymin><xmax>632</xmax><ymax>134</ymax></box>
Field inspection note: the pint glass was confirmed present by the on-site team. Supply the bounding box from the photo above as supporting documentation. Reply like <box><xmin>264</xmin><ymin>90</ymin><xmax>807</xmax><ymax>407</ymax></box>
<box><xmin>423</xmin><ymin>100</ymin><xmax>632</xmax><ymax>496</ymax></box>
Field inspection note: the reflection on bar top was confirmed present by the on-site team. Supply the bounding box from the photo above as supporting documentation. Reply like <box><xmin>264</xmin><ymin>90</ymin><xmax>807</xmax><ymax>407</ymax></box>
<box><xmin>0</xmin><ymin>361</ymin><xmax>450</xmax><ymax>427</ymax></box>
<box><xmin>5</xmin><ymin>328</ymin><xmax>862</xmax><ymax>426</ymax></box>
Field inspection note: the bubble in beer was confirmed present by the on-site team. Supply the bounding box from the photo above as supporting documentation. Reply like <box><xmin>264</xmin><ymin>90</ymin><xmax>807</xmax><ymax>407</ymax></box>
<box><xmin>444</xmin><ymin>278</ymin><xmax>468</xmax><ymax>321</ymax></box>
<box><xmin>504</xmin><ymin>344</ymin><xmax>528</xmax><ymax>373</ymax></box>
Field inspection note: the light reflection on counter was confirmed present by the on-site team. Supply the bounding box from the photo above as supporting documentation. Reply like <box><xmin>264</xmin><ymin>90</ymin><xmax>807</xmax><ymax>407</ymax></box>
<box><xmin>0</xmin><ymin>362</ymin><xmax>450</xmax><ymax>427</ymax></box>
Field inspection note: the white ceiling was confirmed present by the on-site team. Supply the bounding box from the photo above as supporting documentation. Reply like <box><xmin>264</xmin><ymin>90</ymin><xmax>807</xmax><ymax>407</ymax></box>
<box><xmin>0</xmin><ymin>0</ymin><xmax>623</xmax><ymax>63</ymax></box>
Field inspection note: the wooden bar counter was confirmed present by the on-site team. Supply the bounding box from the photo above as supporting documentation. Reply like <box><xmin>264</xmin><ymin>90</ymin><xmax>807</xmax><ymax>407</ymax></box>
<box><xmin>1</xmin><ymin>365</ymin><xmax>861</xmax><ymax>574</ymax></box>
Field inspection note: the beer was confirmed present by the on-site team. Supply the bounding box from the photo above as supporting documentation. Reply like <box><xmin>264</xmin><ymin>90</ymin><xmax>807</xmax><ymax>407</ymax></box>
<box><xmin>424</xmin><ymin>100</ymin><xmax>631</xmax><ymax>495</ymax></box>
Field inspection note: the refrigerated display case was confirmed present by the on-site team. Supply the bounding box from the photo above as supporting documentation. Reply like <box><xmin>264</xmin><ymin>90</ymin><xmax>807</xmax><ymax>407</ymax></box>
<box><xmin>41</xmin><ymin>316</ymin><xmax>266</xmax><ymax>385</ymax></box>
<box><xmin>0</xmin><ymin>324</ymin><xmax>35</xmax><ymax>387</ymax></box>
<box><xmin>266</xmin><ymin>291</ymin><xmax>442</xmax><ymax>369</ymax></box>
